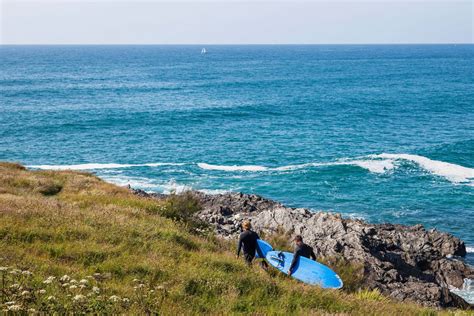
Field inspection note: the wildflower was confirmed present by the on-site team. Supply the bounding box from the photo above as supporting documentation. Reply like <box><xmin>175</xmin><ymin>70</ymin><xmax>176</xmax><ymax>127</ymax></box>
<box><xmin>79</xmin><ymin>284</ymin><xmax>86</xmax><ymax>289</ymax></box>
<box><xmin>132</xmin><ymin>278</ymin><xmax>140</xmax><ymax>283</ymax></box>
<box><xmin>92</xmin><ymin>286</ymin><xmax>100</xmax><ymax>294</ymax></box>
<box><xmin>86</xmin><ymin>275</ymin><xmax>93</xmax><ymax>279</ymax></box>
<box><xmin>109</xmin><ymin>295</ymin><xmax>121</xmax><ymax>303</ymax></box>
<box><xmin>9</xmin><ymin>269</ymin><xmax>20</xmax><ymax>275</ymax></box>
<box><xmin>5</xmin><ymin>301</ymin><xmax>16</xmax><ymax>305</ymax></box>
<box><xmin>10</xmin><ymin>283</ymin><xmax>20</xmax><ymax>289</ymax></box>
<box><xmin>156</xmin><ymin>285</ymin><xmax>165</xmax><ymax>291</ymax></box>
<box><xmin>21</xmin><ymin>290</ymin><xmax>30</xmax><ymax>297</ymax></box>
<box><xmin>21</xmin><ymin>270</ymin><xmax>33</xmax><ymax>276</ymax></box>
<box><xmin>43</xmin><ymin>276</ymin><xmax>55</xmax><ymax>284</ymax></box>
<box><xmin>149</xmin><ymin>289</ymin><xmax>155</xmax><ymax>293</ymax></box>
<box><xmin>0</xmin><ymin>266</ymin><xmax>8</xmax><ymax>272</ymax></box>
<box><xmin>69</xmin><ymin>285</ymin><xmax>78</xmax><ymax>290</ymax></box>
<box><xmin>28</xmin><ymin>308</ymin><xmax>36</xmax><ymax>313</ymax></box>
<box><xmin>62</xmin><ymin>283</ymin><xmax>69</xmax><ymax>287</ymax></box>
<box><xmin>8</xmin><ymin>305</ymin><xmax>22</xmax><ymax>312</ymax></box>
<box><xmin>138</xmin><ymin>283</ymin><xmax>145</xmax><ymax>288</ymax></box>
<box><xmin>60</xmin><ymin>275</ymin><xmax>71</xmax><ymax>283</ymax></box>
<box><xmin>47</xmin><ymin>296</ymin><xmax>56</xmax><ymax>301</ymax></box>
<box><xmin>69</xmin><ymin>279</ymin><xmax>78</xmax><ymax>284</ymax></box>
<box><xmin>79</xmin><ymin>279</ymin><xmax>88</xmax><ymax>284</ymax></box>
<box><xmin>73</xmin><ymin>294</ymin><xmax>86</xmax><ymax>302</ymax></box>
<box><xmin>122</xmin><ymin>297</ymin><xmax>130</xmax><ymax>303</ymax></box>
<box><xmin>38</xmin><ymin>289</ymin><xmax>46</xmax><ymax>294</ymax></box>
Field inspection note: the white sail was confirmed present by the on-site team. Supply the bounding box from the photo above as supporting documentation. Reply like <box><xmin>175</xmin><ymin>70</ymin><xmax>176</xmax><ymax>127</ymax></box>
<box><xmin>201</xmin><ymin>48</ymin><xmax>207</xmax><ymax>54</ymax></box>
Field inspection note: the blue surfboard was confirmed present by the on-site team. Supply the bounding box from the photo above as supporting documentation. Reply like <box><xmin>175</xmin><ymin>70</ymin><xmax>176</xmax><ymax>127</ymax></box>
<box><xmin>265</xmin><ymin>251</ymin><xmax>343</xmax><ymax>289</ymax></box>
<box><xmin>255</xmin><ymin>239</ymin><xmax>273</xmax><ymax>258</ymax></box>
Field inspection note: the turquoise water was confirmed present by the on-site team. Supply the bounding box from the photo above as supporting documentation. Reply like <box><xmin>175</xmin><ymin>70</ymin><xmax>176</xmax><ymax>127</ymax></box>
<box><xmin>1</xmin><ymin>45</ymin><xmax>473</xmax><ymax>252</ymax></box>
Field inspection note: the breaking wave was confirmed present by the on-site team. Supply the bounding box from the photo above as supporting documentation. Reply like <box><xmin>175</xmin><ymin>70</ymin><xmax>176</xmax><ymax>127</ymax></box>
<box><xmin>198</xmin><ymin>159</ymin><xmax>396</xmax><ymax>174</ymax></box>
<box><xmin>369</xmin><ymin>153</ymin><xmax>474</xmax><ymax>184</ymax></box>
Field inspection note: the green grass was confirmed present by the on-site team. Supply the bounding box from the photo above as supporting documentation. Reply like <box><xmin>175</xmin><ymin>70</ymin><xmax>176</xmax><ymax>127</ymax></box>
<box><xmin>0</xmin><ymin>162</ymin><xmax>469</xmax><ymax>315</ymax></box>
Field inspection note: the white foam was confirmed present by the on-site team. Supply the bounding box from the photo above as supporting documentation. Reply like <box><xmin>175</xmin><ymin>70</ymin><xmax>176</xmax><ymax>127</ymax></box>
<box><xmin>467</xmin><ymin>247</ymin><xmax>474</xmax><ymax>253</ymax></box>
<box><xmin>101</xmin><ymin>175</ymin><xmax>161</xmax><ymax>189</ymax></box>
<box><xmin>28</xmin><ymin>162</ymin><xmax>184</xmax><ymax>171</ymax></box>
<box><xmin>158</xmin><ymin>180</ymin><xmax>193</xmax><ymax>194</ymax></box>
<box><xmin>450</xmin><ymin>279</ymin><xmax>474</xmax><ymax>304</ymax></box>
<box><xmin>337</xmin><ymin>159</ymin><xmax>396</xmax><ymax>174</ymax></box>
<box><xmin>199</xmin><ymin>159</ymin><xmax>395</xmax><ymax>174</ymax></box>
<box><xmin>370</xmin><ymin>153</ymin><xmax>474</xmax><ymax>184</ymax></box>
<box><xmin>197</xmin><ymin>163</ymin><xmax>268</xmax><ymax>172</ymax></box>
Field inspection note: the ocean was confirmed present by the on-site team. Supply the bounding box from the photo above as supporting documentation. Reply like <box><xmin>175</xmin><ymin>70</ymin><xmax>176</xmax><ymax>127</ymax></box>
<box><xmin>1</xmin><ymin>45</ymin><xmax>473</xmax><ymax>258</ymax></box>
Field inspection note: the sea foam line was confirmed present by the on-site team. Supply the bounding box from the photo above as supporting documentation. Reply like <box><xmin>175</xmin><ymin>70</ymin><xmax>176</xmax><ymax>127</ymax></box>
<box><xmin>28</xmin><ymin>162</ymin><xmax>184</xmax><ymax>170</ymax></box>
<box><xmin>198</xmin><ymin>159</ymin><xmax>396</xmax><ymax>174</ymax></box>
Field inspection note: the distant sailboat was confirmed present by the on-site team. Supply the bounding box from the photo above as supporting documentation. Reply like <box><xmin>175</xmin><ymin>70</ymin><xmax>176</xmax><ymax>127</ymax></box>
<box><xmin>201</xmin><ymin>48</ymin><xmax>207</xmax><ymax>55</ymax></box>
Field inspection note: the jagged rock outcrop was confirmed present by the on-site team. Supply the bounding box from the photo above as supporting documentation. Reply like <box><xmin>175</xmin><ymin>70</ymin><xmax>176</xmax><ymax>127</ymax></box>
<box><xmin>133</xmin><ymin>189</ymin><xmax>473</xmax><ymax>308</ymax></box>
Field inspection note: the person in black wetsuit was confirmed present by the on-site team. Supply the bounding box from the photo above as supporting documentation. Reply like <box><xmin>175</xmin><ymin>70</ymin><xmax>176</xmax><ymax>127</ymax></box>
<box><xmin>236</xmin><ymin>220</ymin><xmax>261</xmax><ymax>265</ymax></box>
<box><xmin>288</xmin><ymin>235</ymin><xmax>317</xmax><ymax>276</ymax></box>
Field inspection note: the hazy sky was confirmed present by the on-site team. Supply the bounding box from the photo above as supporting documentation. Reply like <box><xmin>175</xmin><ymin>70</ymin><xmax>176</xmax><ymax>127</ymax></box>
<box><xmin>1</xmin><ymin>0</ymin><xmax>473</xmax><ymax>44</ymax></box>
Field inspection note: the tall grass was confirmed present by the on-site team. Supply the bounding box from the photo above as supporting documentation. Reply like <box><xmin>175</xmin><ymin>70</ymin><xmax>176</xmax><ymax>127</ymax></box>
<box><xmin>0</xmin><ymin>162</ymin><xmax>458</xmax><ymax>314</ymax></box>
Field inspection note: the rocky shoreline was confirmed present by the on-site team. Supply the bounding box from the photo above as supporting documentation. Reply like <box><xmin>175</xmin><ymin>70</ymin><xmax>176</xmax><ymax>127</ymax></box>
<box><xmin>132</xmin><ymin>189</ymin><xmax>473</xmax><ymax>309</ymax></box>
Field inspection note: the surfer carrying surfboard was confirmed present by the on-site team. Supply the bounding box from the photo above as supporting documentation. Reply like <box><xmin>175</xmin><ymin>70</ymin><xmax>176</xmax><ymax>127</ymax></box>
<box><xmin>236</xmin><ymin>220</ymin><xmax>262</xmax><ymax>265</ymax></box>
<box><xmin>288</xmin><ymin>235</ymin><xmax>317</xmax><ymax>276</ymax></box>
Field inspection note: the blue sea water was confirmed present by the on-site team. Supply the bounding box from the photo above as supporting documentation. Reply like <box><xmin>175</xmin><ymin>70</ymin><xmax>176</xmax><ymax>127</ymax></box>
<box><xmin>1</xmin><ymin>45</ymin><xmax>473</xmax><ymax>254</ymax></box>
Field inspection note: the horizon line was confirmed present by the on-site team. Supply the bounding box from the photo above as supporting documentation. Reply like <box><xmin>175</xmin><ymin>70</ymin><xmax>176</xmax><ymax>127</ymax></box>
<box><xmin>1</xmin><ymin>43</ymin><xmax>473</xmax><ymax>46</ymax></box>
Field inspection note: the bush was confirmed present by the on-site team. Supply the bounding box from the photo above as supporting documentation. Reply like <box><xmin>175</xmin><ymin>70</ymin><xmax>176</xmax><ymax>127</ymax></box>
<box><xmin>35</xmin><ymin>181</ymin><xmax>63</xmax><ymax>196</ymax></box>
<box><xmin>160</xmin><ymin>192</ymin><xmax>203</xmax><ymax>230</ymax></box>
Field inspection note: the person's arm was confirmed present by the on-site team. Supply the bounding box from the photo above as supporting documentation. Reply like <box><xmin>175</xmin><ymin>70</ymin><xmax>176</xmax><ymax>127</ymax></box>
<box><xmin>288</xmin><ymin>252</ymin><xmax>300</xmax><ymax>275</ymax></box>
<box><xmin>255</xmin><ymin>233</ymin><xmax>264</xmax><ymax>258</ymax></box>
<box><xmin>310</xmin><ymin>248</ymin><xmax>317</xmax><ymax>261</ymax></box>
<box><xmin>237</xmin><ymin>234</ymin><xmax>243</xmax><ymax>257</ymax></box>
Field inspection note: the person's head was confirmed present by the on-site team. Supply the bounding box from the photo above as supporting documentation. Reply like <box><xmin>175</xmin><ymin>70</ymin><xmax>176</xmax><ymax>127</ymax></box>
<box><xmin>294</xmin><ymin>235</ymin><xmax>303</xmax><ymax>246</ymax></box>
<box><xmin>242</xmin><ymin>220</ymin><xmax>252</xmax><ymax>231</ymax></box>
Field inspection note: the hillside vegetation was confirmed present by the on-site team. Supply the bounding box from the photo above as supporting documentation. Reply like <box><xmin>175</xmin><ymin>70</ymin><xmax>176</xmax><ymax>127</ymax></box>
<box><xmin>0</xmin><ymin>162</ymin><xmax>467</xmax><ymax>315</ymax></box>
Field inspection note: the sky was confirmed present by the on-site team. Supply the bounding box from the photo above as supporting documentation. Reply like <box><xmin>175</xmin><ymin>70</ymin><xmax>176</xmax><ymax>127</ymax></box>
<box><xmin>0</xmin><ymin>0</ymin><xmax>473</xmax><ymax>44</ymax></box>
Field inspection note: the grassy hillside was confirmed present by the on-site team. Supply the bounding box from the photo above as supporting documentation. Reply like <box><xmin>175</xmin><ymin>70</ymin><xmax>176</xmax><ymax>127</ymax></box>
<box><xmin>0</xmin><ymin>162</ymin><xmax>466</xmax><ymax>315</ymax></box>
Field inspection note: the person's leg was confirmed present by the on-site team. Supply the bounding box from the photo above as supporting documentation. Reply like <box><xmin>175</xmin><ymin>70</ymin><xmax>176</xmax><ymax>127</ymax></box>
<box><xmin>244</xmin><ymin>254</ymin><xmax>255</xmax><ymax>265</ymax></box>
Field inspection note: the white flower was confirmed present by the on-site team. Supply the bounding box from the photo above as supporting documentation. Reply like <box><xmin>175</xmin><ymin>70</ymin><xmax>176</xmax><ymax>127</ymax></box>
<box><xmin>0</xmin><ymin>266</ymin><xmax>8</xmax><ymax>272</ymax></box>
<box><xmin>21</xmin><ymin>270</ymin><xmax>33</xmax><ymax>276</ymax></box>
<box><xmin>8</xmin><ymin>305</ymin><xmax>22</xmax><ymax>312</ymax></box>
<box><xmin>79</xmin><ymin>279</ymin><xmax>88</xmax><ymax>284</ymax></box>
<box><xmin>47</xmin><ymin>296</ymin><xmax>56</xmax><ymax>301</ymax></box>
<box><xmin>138</xmin><ymin>283</ymin><xmax>145</xmax><ymax>288</ymax></box>
<box><xmin>156</xmin><ymin>285</ymin><xmax>165</xmax><ymax>290</ymax></box>
<box><xmin>92</xmin><ymin>286</ymin><xmax>100</xmax><ymax>294</ymax></box>
<box><xmin>10</xmin><ymin>283</ymin><xmax>20</xmax><ymax>289</ymax></box>
<box><xmin>43</xmin><ymin>276</ymin><xmax>55</xmax><ymax>284</ymax></box>
<box><xmin>73</xmin><ymin>294</ymin><xmax>86</xmax><ymax>302</ymax></box>
<box><xmin>132</xmin><ymin>278</ymin><xmax>140</xmax><ymax>283</ymax></box>
<box><xmin>38</xmin><ymin>289</ymin><xmax>46</xmax><ymax>294</ymax></box>
<box><xmin>28</xmin><ymin>308</ymin><xmax>36</xmax><ymax>312</ymax></box>
<box><xmin>69</xmin><ymin>285</ymin><xmax>78</xmax><ymax>290</ymax></box>
<box><xmin>60</xmin><ymin>275</ymin><xmax>71</xmax><ymax>283</ymax></box>
<box><xmin>62</xmin><ymin>283</ymin><xmax>69</xmax><ymax>287</ymax></box>
<box><xmin>79</xmin><ymin>284</ymin><xmax>86</xmax><ymax>289</ymax></box>
<box><xmin>9</xmin><ymin>269</ymin><xmax>20</xmax><ymax>275</ymax></box>
<box><xmin>69</xmin><ymin>279</ymin><xmax>78</xmax><ymax>284</ymax></box>
<box><xmin>122</xmin><ymin>298</ymin><xmax>130</xmax><ymax>303</ymax></box>
<box><xmin>109</xmin><ymin>295</ymin><xmax>121</xmax><ymax>303</ymax></box>
<box><xmin>21</xmin><ymin>290</ymin><xmax>30</xmax><ymax>297</ymax></box>
<box><xmin>5</xmin><ymin>301</ymin><xmax>16</xmax><ymax>305</ymax></box>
